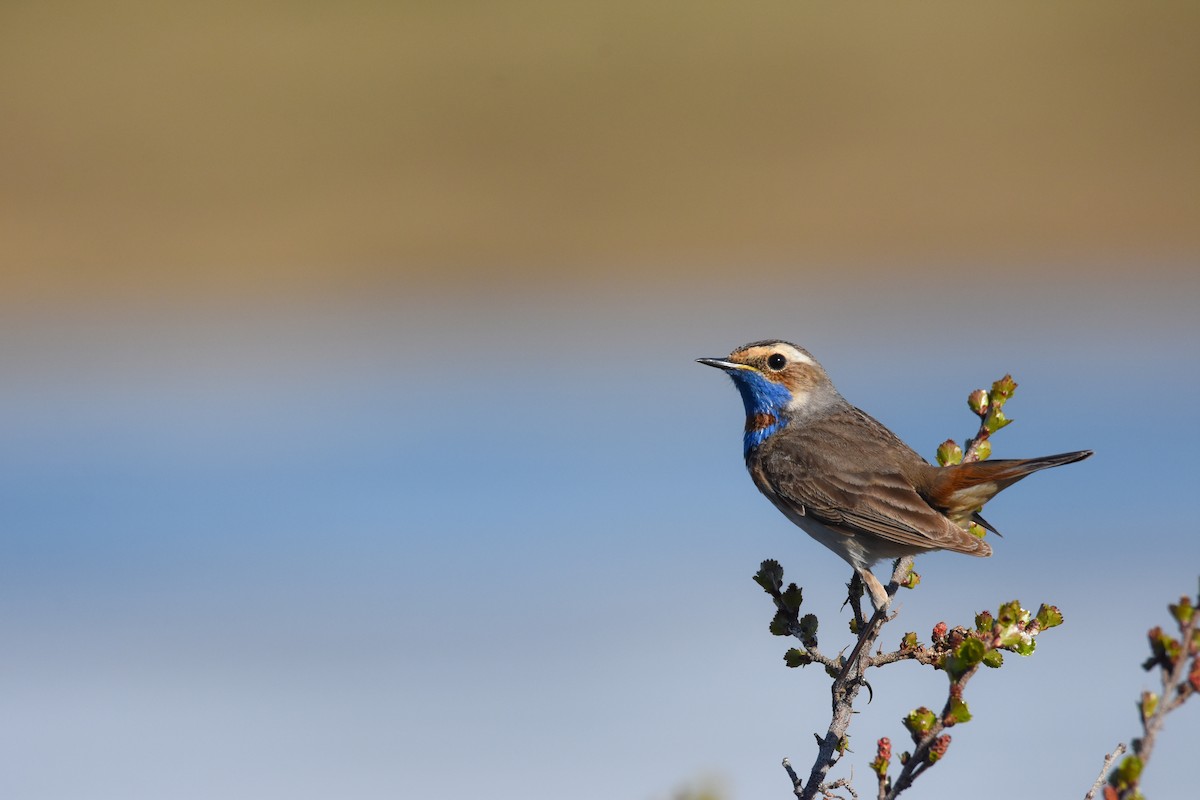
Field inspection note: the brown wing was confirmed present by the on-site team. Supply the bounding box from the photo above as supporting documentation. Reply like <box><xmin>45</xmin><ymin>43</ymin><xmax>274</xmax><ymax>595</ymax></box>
<box><xmin>755</xmin><ymin>406</ymin><xmax>990</xmax><ymax>556</ymax></box>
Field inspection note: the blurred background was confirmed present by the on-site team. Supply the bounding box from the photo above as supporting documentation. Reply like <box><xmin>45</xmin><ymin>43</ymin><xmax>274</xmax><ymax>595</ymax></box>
<box><xmin>2</xmin><ymin>2</ymin><xmax>1198</xmax><ymax>799</ymax></box>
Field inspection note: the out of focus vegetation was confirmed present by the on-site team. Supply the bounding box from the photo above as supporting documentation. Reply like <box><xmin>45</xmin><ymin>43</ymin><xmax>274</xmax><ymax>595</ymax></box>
<box><xmin>2</xmin><ymin>1</ymin><xmax>1197</xmax><ymax>303</ymax></box>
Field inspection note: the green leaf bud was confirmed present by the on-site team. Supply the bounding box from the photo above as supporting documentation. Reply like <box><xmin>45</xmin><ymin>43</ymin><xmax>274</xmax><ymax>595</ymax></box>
<box><xmin>1115</xmin><ymin>754</ymin><xmax>1144</xmax><ymax>786</ymax></box>
<box><xmin>902</xmin><ymin>707</ymin><xmax>937</xmax><ymax>738</ymax></box>
<box><xmin>967</xmin><ymin>389</ymin><xmax>989</xmax><ymax>416</ymax></box>
<box><xmin>990</xmin><ymin>375</ymin><xmax>1017</xmax><ymax>401</ymax></box>
<box><xmin>1170</xmin><ymin>596</ymin><xmax>1195</xmax><ymax>625</ymax></box>
<box><xmin>936</xmin><ymin>439</ymin><xmax>963</xmax><ymax>466</ymax></box>
<box><xmin>1139</xmin><ymin>691</ymin><xmax>1158</xmax><ymax>723</ymax></box>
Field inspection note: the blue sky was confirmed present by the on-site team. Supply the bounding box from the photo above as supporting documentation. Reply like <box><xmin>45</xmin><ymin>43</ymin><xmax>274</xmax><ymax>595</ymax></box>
<box><xmin>2</xmin><ymin>271</ymin><xmax>1197</xmax><ymax>799</ymax></box>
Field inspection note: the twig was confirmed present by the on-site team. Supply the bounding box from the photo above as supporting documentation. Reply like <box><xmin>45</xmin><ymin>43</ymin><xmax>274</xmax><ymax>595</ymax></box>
<box><xmin>783</xmin><ymin>758</ymin><xmax>803</xmax><ymax>799</ymax></box>
<box><xmin>1083</xmin><ymin>743</ymin><xmax>1126</xmax><ymax>800</ymax></box>
<box><xmin>819</xmin><ymin>776</ymin><xmax>859</xmax><ymax>800</ymax></box>
<box><xmin>1096</xmin><ymin>584</ymin><xmax>1199</xmax><ymax>799</ymax></box>
<box><xmin>883</xmin><ymin>662</ymin><xmax>982</xmax><ymax>800</ymax></box>
<box><xmin>795</xmin><ymin>558</ymin><xmax>913</xmax><ymax>800</ymax></box>
<box><xmin>1123</xmin><ymin>595</ymin><xmax>1198</xmax><ymax>796</ymax></box>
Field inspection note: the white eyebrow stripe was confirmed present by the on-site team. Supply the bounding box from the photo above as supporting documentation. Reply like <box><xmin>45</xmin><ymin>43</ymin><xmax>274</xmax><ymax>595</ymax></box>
<box><xmin>779</xmin><ymin>345</ymin><xmax>815</xmax><ymax>366</ymax></box>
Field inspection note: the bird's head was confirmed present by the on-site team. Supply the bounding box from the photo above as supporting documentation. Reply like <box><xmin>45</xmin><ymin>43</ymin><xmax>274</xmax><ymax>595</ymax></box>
<box><xmin>697</xmin><ymin>340</ymin><xmax>840</xmax><ymax>452</ymax></box>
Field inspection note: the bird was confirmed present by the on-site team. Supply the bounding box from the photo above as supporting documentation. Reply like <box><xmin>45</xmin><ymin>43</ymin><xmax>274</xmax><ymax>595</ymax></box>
<box><xmin>697</xmin><ymin>340</ymin><xmax>1092</xmax><ymax>609</ymax></box>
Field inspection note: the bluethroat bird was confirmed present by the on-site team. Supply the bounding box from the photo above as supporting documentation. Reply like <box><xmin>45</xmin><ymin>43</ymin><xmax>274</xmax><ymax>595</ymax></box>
<box><xmin>698</xmin><ymin>341</ymin><xmax>1092</xmax><ymax>609</ymax></box>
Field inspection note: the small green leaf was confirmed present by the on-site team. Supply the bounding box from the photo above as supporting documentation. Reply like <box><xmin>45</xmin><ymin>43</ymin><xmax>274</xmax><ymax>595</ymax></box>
<box><xmin>996</xmin><ymin>600</ymin><xmax>1025</xmax><ymax>626</ymax></box>
<box><xmin>990</xmin><ymin>375</ymin><xmax>1017</xmax><ymax>401</ymax></box>
<box><xmin>901</xmin><ymin>631</ymin><xmax>918</xmax><ymax>649</ymax></box>
<box><xmin>984</xmin><ymin>409</ymin><xmax>1011</xmax><ymax>433</ymax></box>
<box><xmin>944</xmin><ymin>697</ymin><xmax>972</xmax><ymax>725</ymax></box>
<box><xmin>972</xmin><ymin>439</ymin><xmax>992</xmax><ymax>461</ymax></box>
<box><xmin>799</xmin><ymin>613</ymin><xmax>819</xmax><ymax>648</ymax></box>
<box><xmin>769</xmin><ymin>611</ymin><xmax>790</xmax><ymax>636</ymax></box>
<box><xmin>967</xmin><ymin>521</ymin><xmax>987</xmax><ymax>539</ymax></box>
<box><xmin>957</xmin><ymin>637</ymin><xmax>986</xmax><ymax>666</ymax></box>
<box><xmin>974</xmin><ymin>611</ymin><xmax>994</xmax><ymax>633</ymax></box>
<box><xmin>1012</xmin><ymin>637</ymin><xmax>1036</xmax><ymax>656</ymax></box>
<box><xmin>754</xmin><ymin>560</ymin><xmax>784</xmax><ymax>594</ymax></box>
<box><xmin>901</xmin><ymin>569</ymin><xmax>921</xmax><ymax>589</ymax></box>
<box><xmin>784</xmin><ymin>648</ymin><xmax>812</xmax><ymax>668</ymax></box>
<box><xmin>1035</xmin><ymin>604</ymin><xmax>1064</xmax><ymax>630</ymax></box>
<box><xmin>780</xmin><ymin>582</ymin><xmax>803</xmax><ymax>611</ymax></box>
<box><xmin>981</xmin><ymin>650</ymin><xmax>1004</xmax><ymax>668</ymax></box>
<box><xmin>942</xmin><ymin>637</ymin><xmax>986</xmax><ymax>679</ymax></box>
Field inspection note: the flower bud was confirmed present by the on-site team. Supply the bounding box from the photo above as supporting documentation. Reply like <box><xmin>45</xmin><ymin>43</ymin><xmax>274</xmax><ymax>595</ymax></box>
<box><xmin>870</xmin><ymin>738</ymin><xmax>892</xmax><ymax>777</ymax></box>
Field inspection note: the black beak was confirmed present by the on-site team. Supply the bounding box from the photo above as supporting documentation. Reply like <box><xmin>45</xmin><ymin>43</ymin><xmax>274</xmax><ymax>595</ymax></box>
<box><xmin>696</xmin><ymin>357</ymin><xmax>738</xmax><ymax>370</ymax></box>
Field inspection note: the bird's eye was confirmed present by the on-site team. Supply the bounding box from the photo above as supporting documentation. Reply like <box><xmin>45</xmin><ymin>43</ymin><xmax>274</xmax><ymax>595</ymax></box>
<box><xmin>767</xmin><ymin>353</ymin><xmax>787</xmax><ymax>370</ymax></box>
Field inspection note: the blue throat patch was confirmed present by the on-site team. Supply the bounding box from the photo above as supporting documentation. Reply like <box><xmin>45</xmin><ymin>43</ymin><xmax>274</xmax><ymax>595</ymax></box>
<box><xmin>727</xmin><ymin>371</ymin><xmax>791</xmax><ymax>454</ymax></box>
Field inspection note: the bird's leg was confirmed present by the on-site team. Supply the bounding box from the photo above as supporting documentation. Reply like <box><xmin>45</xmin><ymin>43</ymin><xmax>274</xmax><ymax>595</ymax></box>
<box><xmin>858</xmin><ymin>568</ymin><xmax>890</xmax><ymax>611</ymax></box>
<box><xmin>843</xmin><ymin>571</ymin><xmax>867</xmax><ymax>632</ymax></box>
<box><xmin>843</xmin><ymin>571</ymin><xmax>863</xmax><ymax>607</ymax></box>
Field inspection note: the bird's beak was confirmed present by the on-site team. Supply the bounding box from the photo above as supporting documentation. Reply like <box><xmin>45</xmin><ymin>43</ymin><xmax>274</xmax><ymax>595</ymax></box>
<box><xmin>696</xmin><ymin>357</ymin><xmax>750</xmax><ymax>371</ymax></box>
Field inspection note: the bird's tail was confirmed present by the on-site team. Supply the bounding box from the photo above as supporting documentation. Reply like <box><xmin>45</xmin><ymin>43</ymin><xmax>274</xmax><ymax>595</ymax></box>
<box><xmin>924</xmin><ymin>449</ymin><xmax>1093</xmax><ymax>524</ymax></box>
